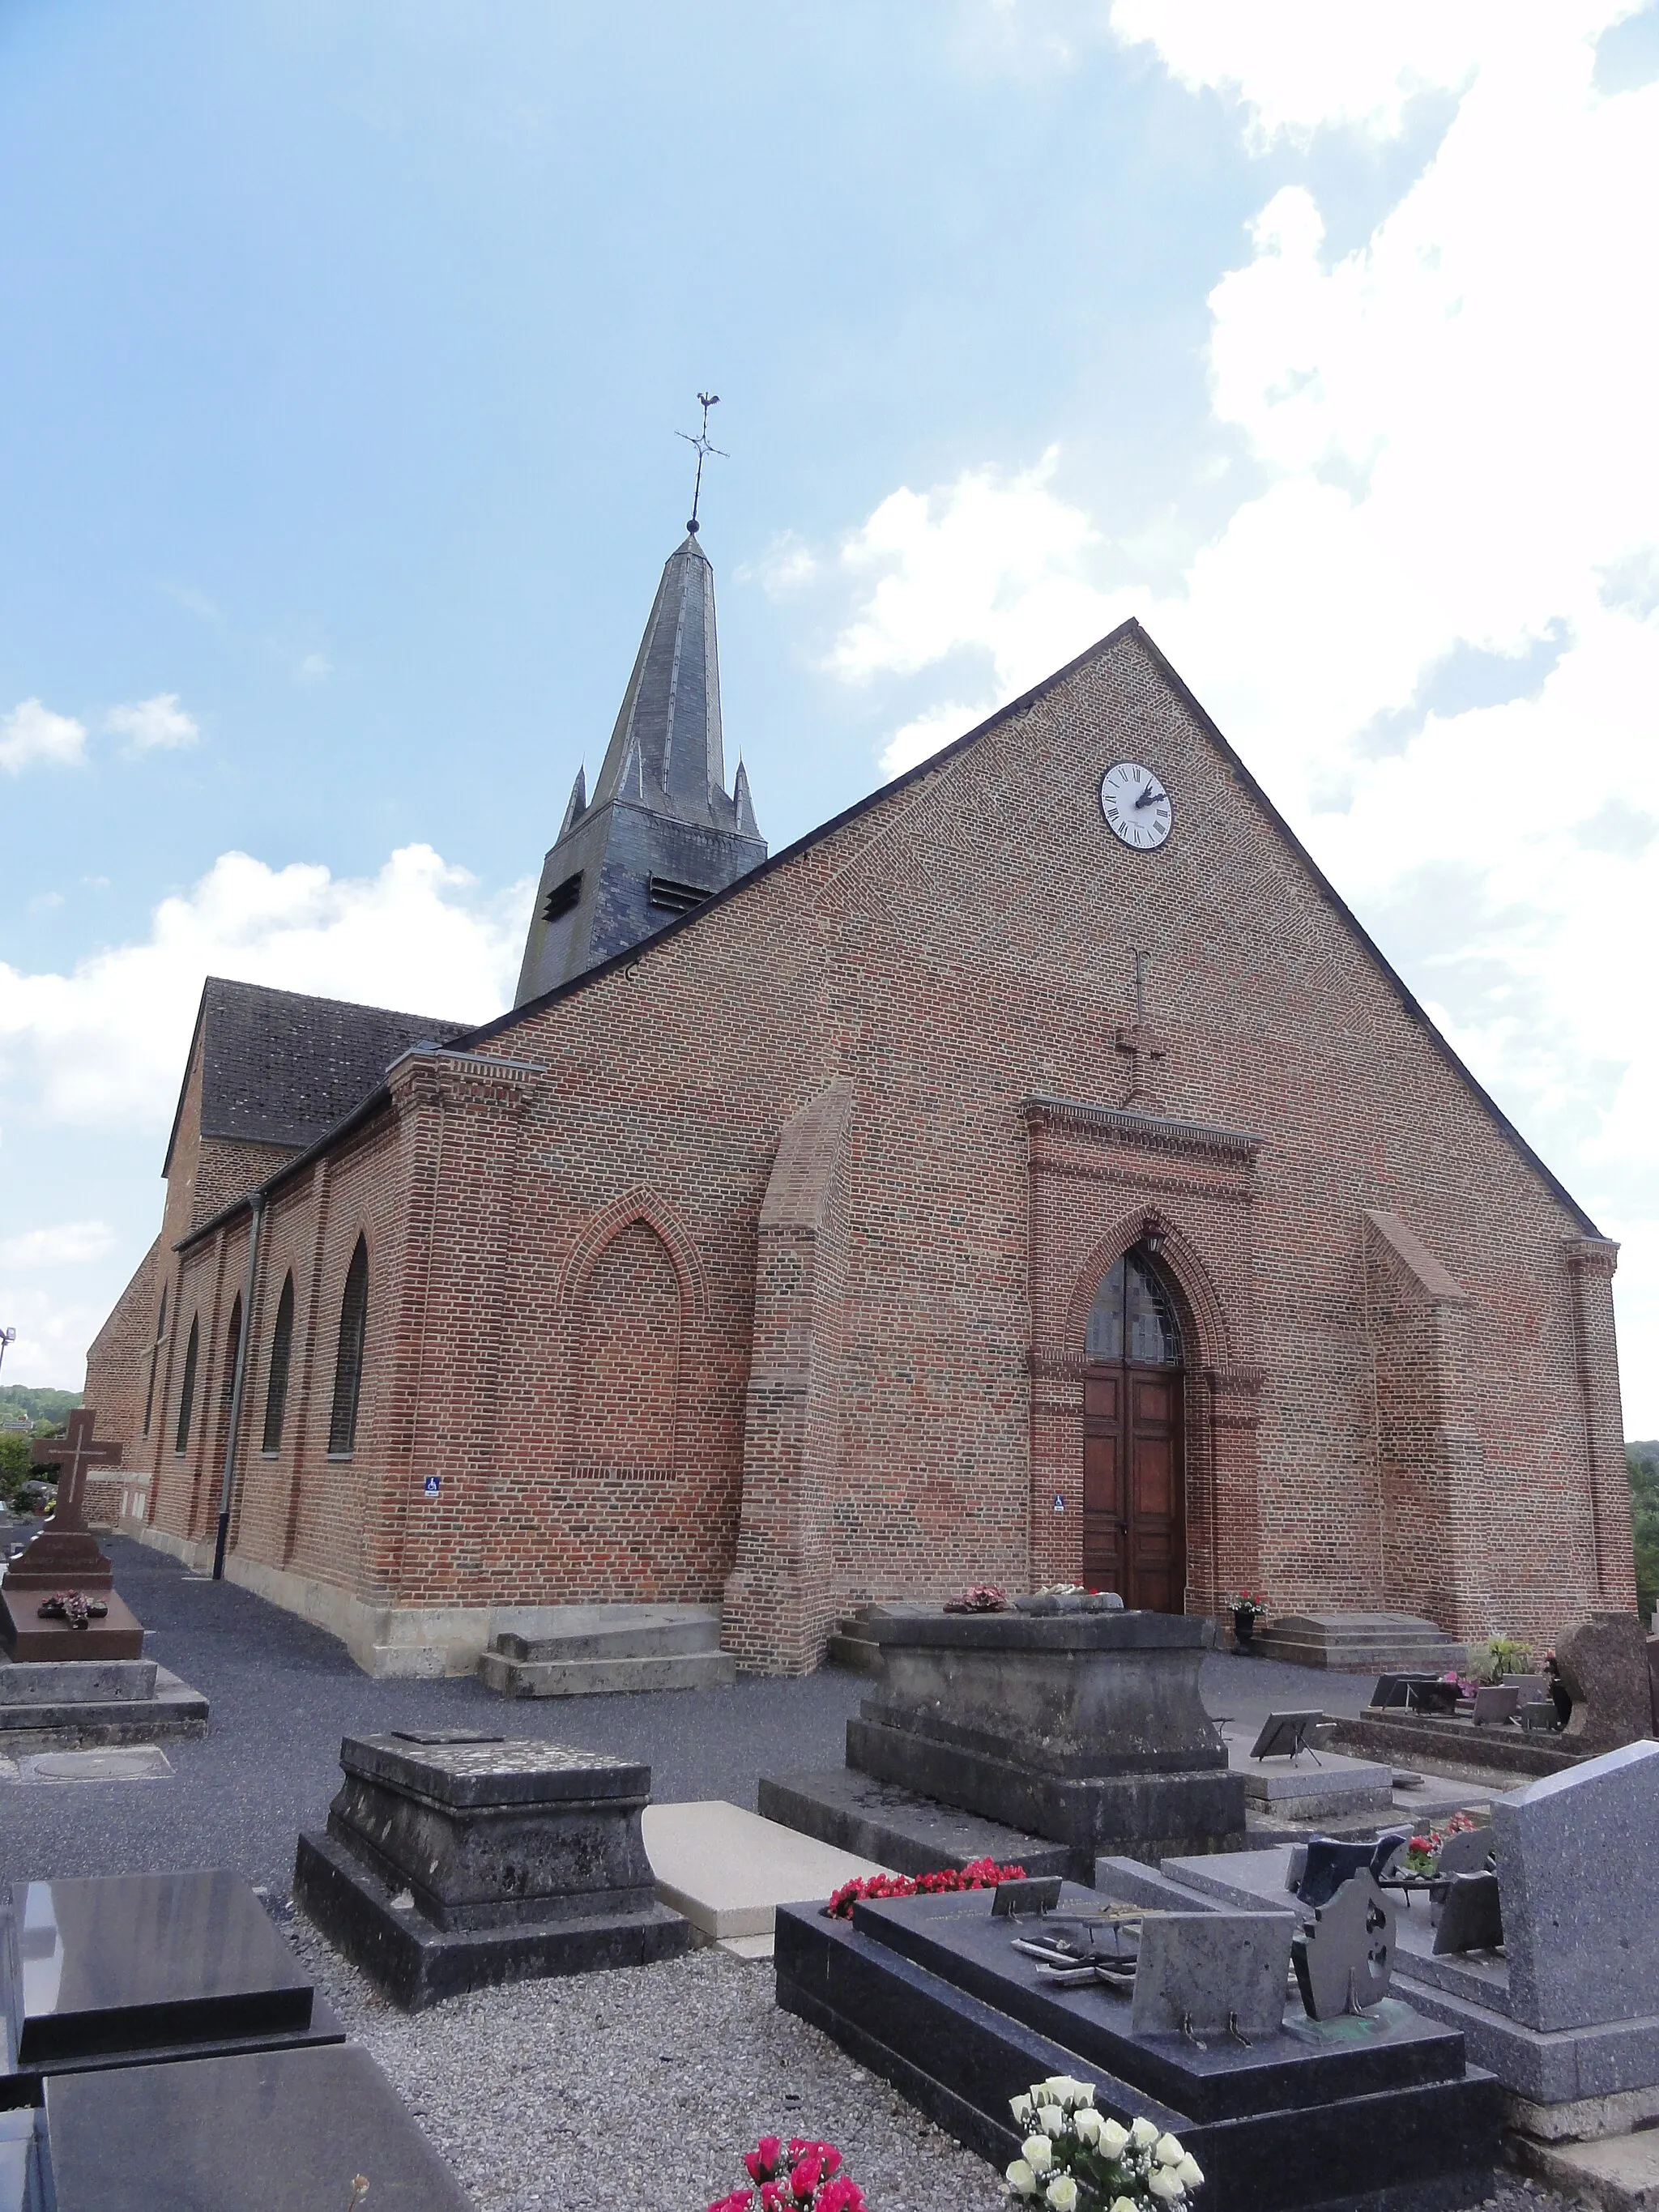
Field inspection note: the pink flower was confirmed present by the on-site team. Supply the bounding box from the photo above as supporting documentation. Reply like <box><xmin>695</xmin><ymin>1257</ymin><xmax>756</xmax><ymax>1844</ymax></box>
<box><xmin>746</xmin><ymin>2138</ymin><xmax>784</xmax><ymax>2184</ymax></box>
<box><xmin>790</xmin><ymin>2156</ymin><xmax>822</xmax><ymax>2201</ymax></box>
<box><xmin>761</xmin><ymin>2185</ymin><xmax>787</xmax><ymax>2212</ymax></box>
<box><xmin>708</xmin><ymin>2195</ymin><xmax>755</xmax><ymax>2212</ymax></box>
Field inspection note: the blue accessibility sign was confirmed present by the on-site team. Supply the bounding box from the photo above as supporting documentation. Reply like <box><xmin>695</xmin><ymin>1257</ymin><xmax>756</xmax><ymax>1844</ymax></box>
<box><xmin>423</xmin><ymin>1475</ymin><xmax>441</xmax><ymax>1498</ymax></box>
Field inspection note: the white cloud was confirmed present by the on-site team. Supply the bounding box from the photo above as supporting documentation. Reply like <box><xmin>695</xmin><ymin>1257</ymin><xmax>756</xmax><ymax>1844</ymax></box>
<box><xmin>1105</xmin><ymin>1</ymin><xmax>1626</xmax><ymax>147</ymax></box>
<box><xmin>295</xmin><ymin>652</ymin><xmax>332</xmax><ymax>684</ymax></box>
<box><xmin>104</xmin><ymin>692</ymin><xmax>200</xmax><ymax>753</ymax></box>
<box><xmin>0</xmin><ymin>843</ymin><xmax>528</xmax><ymax>1133</ymax></box>
<box><xmin>880</xmin><ymin>699</ymin><xmax>990</xmax><ymax>779</ymax></box>
<box><xmin>0</xmin><ymin>700</ymin><xmax>87</xmax><ymax>775</ymax></box>
<box><xmin>811</xmin><ymin>8</ymin><xmax>1659</xmax><ymax>1423</ymax></box>
<box><xmin>739</xmin><ymin>532</ymin><xmax>820</xmax><ymax>596</ymax></box>
<box><xmin>0</xmin><ymin>1221</ymin><xmax>117</xmax><ymax>1269</ymax></box>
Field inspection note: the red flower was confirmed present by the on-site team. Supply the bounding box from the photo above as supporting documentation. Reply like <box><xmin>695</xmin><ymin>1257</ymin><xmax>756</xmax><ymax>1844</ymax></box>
<box><xmin>760</xmin><ymin>2185</ymin><xmax>787</xmax><ymax>2212</ymax></box>
<box><xmin>708</xmin><ymin>2195</ymin><xmax>755</xmax><ymax>2212</ymax></box>
<box><xmin>817</xmin><ymin>2146</ymin><xmax>842</xmax><ymax>2178</ymax></box>
<box><xmin>746</xmin><ymin>2137</ymin><xmax>783</xmax><ymax>2183</ymax></box>
<box><xmin>790</xmin><ymin>2155</ymin><xmax>822</xmax><ymax>2201</ymax></box>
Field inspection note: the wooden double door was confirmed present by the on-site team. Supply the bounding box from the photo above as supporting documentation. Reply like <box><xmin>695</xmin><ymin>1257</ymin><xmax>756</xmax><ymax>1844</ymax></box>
<box><xmin>1081</xmin><ymin>1362</ymin><xmax>1185</xmax><ymax>1612</ymax></box>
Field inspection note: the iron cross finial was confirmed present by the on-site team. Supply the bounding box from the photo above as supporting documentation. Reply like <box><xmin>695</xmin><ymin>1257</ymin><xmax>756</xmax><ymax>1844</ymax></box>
<box><xmin>677</xmin><ymin>391</ymin><xmax>727</xmax><ymax>535</ymax></box>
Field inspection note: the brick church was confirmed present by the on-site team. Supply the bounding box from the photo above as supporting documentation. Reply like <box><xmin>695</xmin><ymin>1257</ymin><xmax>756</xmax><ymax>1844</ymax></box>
<box><xmin>84</xmin><ymin>525</ymin><xmax>1633</xmax><ymax>1674</ymax></box>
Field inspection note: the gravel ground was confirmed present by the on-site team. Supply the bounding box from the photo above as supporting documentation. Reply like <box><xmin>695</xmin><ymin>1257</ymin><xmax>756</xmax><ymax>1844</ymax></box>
<box><xmin>285</xmin><ymin>1916</ymin><xmax>1009</xmax><ymax>2212</ymax></box>
<box><xmin>281</xmin><ymin>1913</ymin><xmax>1575</xmax><ymax>2212</ymax></box>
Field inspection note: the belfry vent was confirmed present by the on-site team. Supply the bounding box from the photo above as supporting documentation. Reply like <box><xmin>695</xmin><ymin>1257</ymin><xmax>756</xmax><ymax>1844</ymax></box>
<box><xmin>514</xmin><ymin>533</ymin><xmax>766</xmax><ymax>1005</ymax></box>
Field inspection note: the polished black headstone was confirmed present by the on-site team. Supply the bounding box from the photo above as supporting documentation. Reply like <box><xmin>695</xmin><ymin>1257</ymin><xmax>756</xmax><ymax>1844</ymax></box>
<box><xmin>2</xmin><ymin>1870</ymin><xmax>339</xmax><ymax>2086</ymax></box>
<box><xmin>42</xmin><ymin>2041</ymin><xmax>473</xmax><ymax>2211</ymax></box>
<box><xmin>776</xmin><ymin>1882</ymin><xmax>1501</xmax><ymax>2212</ymax></box>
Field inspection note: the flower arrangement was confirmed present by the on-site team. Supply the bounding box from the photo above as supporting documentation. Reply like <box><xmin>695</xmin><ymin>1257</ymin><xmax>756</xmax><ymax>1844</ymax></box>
<box><xmin>945</xmin><ymin>1584</ymin><xmax>1010</xmax><ymax>1613</ymax></box>
<box><xmin>1401</xmin><ymin>1810</ymin><xmax>1480</xmax><ymax>1876</ymax></box>
<box><xmin>1227</xmin><ymin>1592</ymin><xmax>1269</xmax><ymax>1620</ymax></box>
<box><xmin>1471</xmin><ymin>1634</ymin><xmax>1534</xmax><ymax>1685</ymax></box>
<box><xmin>825</xmin><ymin>1856</ymin><xmax>1026</xmax><ymax>1919</ymax></box>
<box><xmin>708</xmin><ymin>2137</ymin><xmax>864</xmax><ymax>2212</ymax></box>
<box><xmin>1004</xmin><ymin>2077</ymin><xmax>1203</xmax><ymax>2211</ymax></box>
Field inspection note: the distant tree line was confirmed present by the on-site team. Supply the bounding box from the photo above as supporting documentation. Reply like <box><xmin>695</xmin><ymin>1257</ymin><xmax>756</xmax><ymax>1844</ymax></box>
<box><xmin>1631</xmin><ymin>1442</ymin><xmax>1659</xmax><ymax>1624</ymax></box>
<box><xmin>0</xmin><ymin>1387</ymin><xmax>82</xmax><ymax>1510</ymax></box>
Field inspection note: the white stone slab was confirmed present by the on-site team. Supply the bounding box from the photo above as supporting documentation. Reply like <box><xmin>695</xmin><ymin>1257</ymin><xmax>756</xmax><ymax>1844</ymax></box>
<box><xmin>642</xmin><ymin>1800</ymin><xmax>894</xmax><ymax>1939</ymax></box>
<box><xmin>18</xmin><ymin>1745</ymin><xmax>173</xmax><ymax>1783</ymax></box>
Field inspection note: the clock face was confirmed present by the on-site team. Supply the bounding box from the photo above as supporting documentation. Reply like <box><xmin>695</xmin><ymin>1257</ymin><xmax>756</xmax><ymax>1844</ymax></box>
<box><xmin>1099</xmin><ymin>761</ymin><xmax>1173</xmax><ymax>850</ymax></box>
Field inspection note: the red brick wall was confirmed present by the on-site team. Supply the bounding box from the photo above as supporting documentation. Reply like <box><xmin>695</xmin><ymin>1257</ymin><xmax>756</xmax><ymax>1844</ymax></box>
<box><xmin>83</xmin><ymin>1235</ymin><xmax>160</xmax><ymax>1466</ymax></box>
<box><xmin>132</xmin><ymin>624</ymin><xmax>1632</xmax><ymax>1664</ymax></box>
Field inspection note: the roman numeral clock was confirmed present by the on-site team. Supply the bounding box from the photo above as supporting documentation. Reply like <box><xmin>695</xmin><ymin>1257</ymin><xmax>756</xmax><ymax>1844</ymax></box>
<box><xmin>1100</xmin><ymin>761</ymin><xmax>1173</xmax><ymax>850</ymax></box>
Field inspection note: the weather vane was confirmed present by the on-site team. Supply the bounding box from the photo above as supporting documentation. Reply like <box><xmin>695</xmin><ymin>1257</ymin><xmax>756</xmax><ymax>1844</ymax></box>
<box><xmin>677</xmin><ymin>391</ymin><xmax>727</xmax><ymax>535</ymax></box>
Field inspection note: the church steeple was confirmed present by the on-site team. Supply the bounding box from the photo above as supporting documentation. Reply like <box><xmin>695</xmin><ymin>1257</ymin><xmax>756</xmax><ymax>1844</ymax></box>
<box><xmin>514</xmin><ymin>533</ymin><xmax>767</xmax><ymax>1006</ymax></box>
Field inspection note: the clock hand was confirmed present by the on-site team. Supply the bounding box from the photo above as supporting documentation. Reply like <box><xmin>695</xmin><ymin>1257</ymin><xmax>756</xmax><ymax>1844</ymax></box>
<box><xmin>1134</xmin><ymin>781</ymin><xmax>1166</xmax><ymax>809</ymax></box>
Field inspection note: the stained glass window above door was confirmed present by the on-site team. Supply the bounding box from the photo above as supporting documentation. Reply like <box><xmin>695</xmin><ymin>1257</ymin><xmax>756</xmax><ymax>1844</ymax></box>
<box><xmin>1085</xmin><ymin>1250</ymin><xmax>1183</xmax><ymax>1366</ymax></box>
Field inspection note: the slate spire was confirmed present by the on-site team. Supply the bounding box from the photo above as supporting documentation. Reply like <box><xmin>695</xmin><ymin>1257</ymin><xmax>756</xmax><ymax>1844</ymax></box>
<box><xmin>514</xmin><ymin>534</ymin><xmax>766</xmax><ymax>1007</ymax></box>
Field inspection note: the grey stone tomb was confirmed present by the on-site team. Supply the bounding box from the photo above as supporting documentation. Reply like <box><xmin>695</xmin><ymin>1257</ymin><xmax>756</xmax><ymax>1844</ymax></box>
<box><xmin>762</xmin><ymin>1602</ymin><xmax>1246</xmax><ymax>1878</ymax></box>
<box><xmin>1151</xmin><ymin>1741</ymin><xmax>1659</xmax><ymax>2126</ymax></box>
<box><xmin>293</xmin><ymin>1728</ymin><xmax>692</xmax><ymax>2008</ymax></box>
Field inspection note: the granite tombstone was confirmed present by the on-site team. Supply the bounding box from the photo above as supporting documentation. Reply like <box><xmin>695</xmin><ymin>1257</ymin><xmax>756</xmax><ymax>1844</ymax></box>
<box><xmin>294</xmin><ymin>1730</ymin><xmax>692</xmax><ymax>2008</ymax></box>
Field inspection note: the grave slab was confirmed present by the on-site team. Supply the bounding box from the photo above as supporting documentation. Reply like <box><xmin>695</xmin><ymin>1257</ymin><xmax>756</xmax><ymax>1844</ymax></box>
<box><xmin>1511</xmin><ymin>2126</ymin><xmax>1659</xmax><ymax>2212</ymax></box>
<box><xmin>1226</xmin><ymin>1733</ymin><xmax>1395</xmax><ymax>1820</ymax></box>
<box><xmin>776</xmin><ymin>1882</ymin><xmax>1499</xmax><ymax>2212</ymax></box>
<box><xmin>41</xmin><ymin>2040</ymin><xmax>473</xmax><ymax>2212</ymax></box>
<box><xmin>293</xmin><ymin>1731</ymin><xmax>693</xmax><ymax>2009</ymax></box>
<box><xmin>0</xmin><ymin>1869</ymin><xmax>343</xmax><ymax>2098</ymax></box>
<box><xmin>757</xmin><ymin>1767</ymin><xmax>1072</xmax><ymax>1880</ymax></box>
<box><xmin>641</xmin><ymin>1800</ymin><xmax>893</xmax><ymax>1939</ymax></box>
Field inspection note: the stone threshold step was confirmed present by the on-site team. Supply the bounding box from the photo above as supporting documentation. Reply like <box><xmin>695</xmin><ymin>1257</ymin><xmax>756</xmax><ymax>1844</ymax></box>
<box><xmin>477</xmin><ymin>1649</ymin><xmax>736</xmax><ymax>1698</ymax></box>
<box><xmin>493</xmin><ymin>1607</ymin><xmax>723</xmax><ymax>1663</ymax></box>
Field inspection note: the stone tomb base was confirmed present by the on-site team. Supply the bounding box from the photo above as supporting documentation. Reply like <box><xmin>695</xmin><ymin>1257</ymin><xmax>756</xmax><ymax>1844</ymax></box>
<box><xmin>776</xmin><ymin>1882</ymin><xmax>1499</xmax><ymax>2212</ymax></box>
<box><xmin>0</xmin><ymin>1588</ymin><xmax>144</xmax><ymax>1664</ymax></box>
<box><xmin>294</xmin><ymin>1730</ymin><xmax>692</xmax><ymax>2010</ymax></box>
<box><xmin>0</xmin><ymin>1656</ymin><xmax>208</xmax><ymax>1754</ymax></box>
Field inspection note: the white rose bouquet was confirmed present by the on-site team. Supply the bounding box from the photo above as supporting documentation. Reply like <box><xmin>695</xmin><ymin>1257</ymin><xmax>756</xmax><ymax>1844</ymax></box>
<box><xmin>1004</xmin><ymin>2079</ymin><xmax>1203</xmax><ymax>2212</ymax></box>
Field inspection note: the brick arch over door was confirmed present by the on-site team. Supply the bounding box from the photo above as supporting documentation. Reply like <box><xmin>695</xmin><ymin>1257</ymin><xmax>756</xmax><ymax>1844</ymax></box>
<box><xmin>1025</xmin><ymin>1100</ymin><xmax>1265</xmax><ymax>1616</ymax></box>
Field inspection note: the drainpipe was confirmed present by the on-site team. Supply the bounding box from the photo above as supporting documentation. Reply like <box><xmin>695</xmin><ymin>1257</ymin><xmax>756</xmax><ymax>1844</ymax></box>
<box><xmin>212</xmin><ymin>1192</ymin><xmax>265</xmax><ymax>1580</ymax></box>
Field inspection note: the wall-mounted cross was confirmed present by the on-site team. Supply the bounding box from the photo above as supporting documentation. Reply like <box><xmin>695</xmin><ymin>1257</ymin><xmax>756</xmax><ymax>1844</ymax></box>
<box><xmin>1115</xmin><ymin>948</ymin><xmax>1168</xmax><ymax>1108</ymax></box>
<box><xmin>31</xmin><ymin>1408</ymin><xmax>121</xmax><ymax>1534</ymax></box>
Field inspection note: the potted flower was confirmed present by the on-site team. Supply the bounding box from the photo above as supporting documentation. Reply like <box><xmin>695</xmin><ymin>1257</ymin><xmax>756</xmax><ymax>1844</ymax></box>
<box><xmin>1229</xmin><ymin>1592</ymin><xmax>1269</xmax><ymax>1647</ymax></box>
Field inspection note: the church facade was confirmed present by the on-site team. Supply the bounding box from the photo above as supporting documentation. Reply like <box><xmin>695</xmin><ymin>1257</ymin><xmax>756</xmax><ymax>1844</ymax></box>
<box><xmin>86</xmin><ymin>531</ymin><xmax>1632</xmax><ymax>1675</ymax></box>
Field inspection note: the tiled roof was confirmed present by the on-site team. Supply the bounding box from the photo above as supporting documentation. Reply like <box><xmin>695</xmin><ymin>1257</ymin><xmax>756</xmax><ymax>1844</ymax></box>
<box><xmin>168</xmin><ymin>978</ymin><xmax>470</xmax><ymax>1166</ymax></box>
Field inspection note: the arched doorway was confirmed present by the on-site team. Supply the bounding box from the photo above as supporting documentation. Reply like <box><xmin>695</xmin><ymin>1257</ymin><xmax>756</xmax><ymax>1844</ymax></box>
<box><xmin>1081</xmin><ymin>1245</ymin><xmax>1185</xmax><ymax>1610</ymax></box>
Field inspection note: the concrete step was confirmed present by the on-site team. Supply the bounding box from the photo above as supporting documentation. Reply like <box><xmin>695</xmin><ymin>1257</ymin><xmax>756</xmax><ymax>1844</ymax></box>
<box><xmin>1252</xmin><ymin>1612</ymin><xmax>1468</xmax><ymax>1673</ymax></box>
<box><xmin>825</xmin><ymin>1609</ymin><xmax>884</xmax><ymax>1674</ymax></box>
<box><xmin>478</xmin><ymin>1647</ymin><xmax>736</xmax><ymax>1698</ymax></box>
<box><xmin>491</xmin><ymin>1603</ymin><xmax>723</xmax><ymax>1663</ymax></box>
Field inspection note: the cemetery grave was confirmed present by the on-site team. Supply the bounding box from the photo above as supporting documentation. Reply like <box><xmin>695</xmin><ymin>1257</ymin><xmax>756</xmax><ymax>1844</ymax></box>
<box><xmin>0</xmin><ymin>1865</ymin><xmax>471</xmax><ymax>2210</ymax></box>
<box><xmin>293</xmin><ymin>1729</ymin><xmax>694</xmax><ymax>2009</ymax></box>
<box><xmin>0</xmin><ymin>1417</ymin><xmax>209</xmax><ymax>1755</ymax></box>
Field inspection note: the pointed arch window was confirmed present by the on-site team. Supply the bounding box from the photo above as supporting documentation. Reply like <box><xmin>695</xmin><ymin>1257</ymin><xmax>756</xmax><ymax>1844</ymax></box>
<box><xmin>174</xmin><ymin>1315</ymin><xmax>200</xmax><ymax>1455</ymax></box>
<box><xmin>1085</xmin><ymin>1248</ymin><xmax>1183</xmax><ymax>1367</ymax></box>
<box><xmin>221</xmin><ymin>1295</ymin><xmax>243</xmax><ymax>1422</ymax></box>
<box><xmin>327</xmin><ymin>1237</ymin><xmax>369</xmax><ymax>1458</ymax></box>
<box><xmin>262</xmin><ymin>1274</ymin><xmax>296</xmax><ymax>1455</ymax></box>
<box><xmin>143</xmin><ymin>1285</ymin><xmax>168</xmax><ymax>1438</ymax></box>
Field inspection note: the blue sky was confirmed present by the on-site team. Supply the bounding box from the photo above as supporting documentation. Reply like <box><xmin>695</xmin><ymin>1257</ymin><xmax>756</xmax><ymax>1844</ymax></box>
<box><xmin>2</xmin><ymin>2</ymin><xmax>1657</xmax><ymax>1428</ymax></box>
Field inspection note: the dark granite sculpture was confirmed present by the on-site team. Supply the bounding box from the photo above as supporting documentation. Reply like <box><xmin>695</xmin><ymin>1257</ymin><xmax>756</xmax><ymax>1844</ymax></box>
<box><xmin>294</xmin><ymin>1729</ymin><xmax>692</xmax><ymax>2008</ymax></box>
